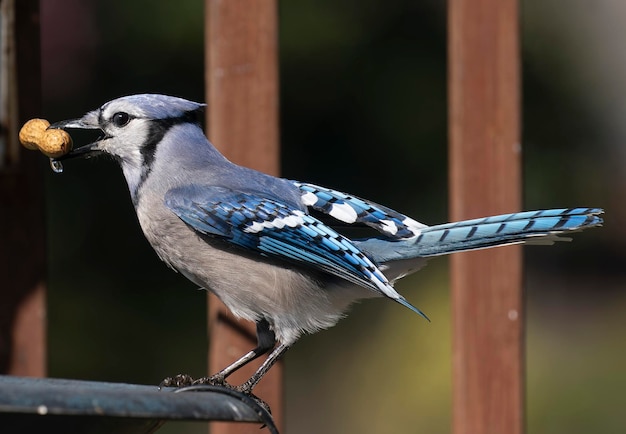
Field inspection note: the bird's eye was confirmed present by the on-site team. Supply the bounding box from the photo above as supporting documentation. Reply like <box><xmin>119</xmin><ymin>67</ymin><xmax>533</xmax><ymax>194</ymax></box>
<box><xmin>112</xmin><ymin>112</ymin><xmax>131</xmax><ymax>127</ymax></box>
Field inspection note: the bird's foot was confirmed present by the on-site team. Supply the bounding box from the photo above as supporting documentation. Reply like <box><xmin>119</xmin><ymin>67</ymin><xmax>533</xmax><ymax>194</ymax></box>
<box><xmin>189</xmin><ymin>376</ymin><xmax>269</xmax><ymax>411</ymax></box>
<box><xmin>229</xmin><ymin>382</ymin><xmax>271</xmax><ymax>414</ymax></box>
<box><xmin>159</xmin><ymin>373</ymin><xmax>231</xmax><ymax>389</ymax></box>
<box><xmin>234</xmin><ymin>380</ymin><xmax>254</xmax><ymax>395</ymax></box>
<box><xmin>159</xmin><ymin>374</ymin><xmax>271</xmax><ymax>414</ymax></box>
<box><xmin>191</xmin><ymin>374</ymin><xmax>228</xmax><ymax>387</ymax></box>
<box><xmin>159</xmin><ymin>373</ymin><xmax>196</xmax><ymax>388</ymax></box>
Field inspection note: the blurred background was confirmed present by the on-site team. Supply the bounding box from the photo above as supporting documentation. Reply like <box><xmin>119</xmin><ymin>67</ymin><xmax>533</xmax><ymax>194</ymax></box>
<box><xmin>37</xmin><ymin>0</ymin><xmax>624</xmax><ymax>433</ymax></box>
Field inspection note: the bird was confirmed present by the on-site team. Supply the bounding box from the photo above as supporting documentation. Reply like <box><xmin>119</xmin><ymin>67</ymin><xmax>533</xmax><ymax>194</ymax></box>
<box><xmin>50</xmin><ymin>93</ymin><xmax>603</xmax><ymax>395</ymax></box>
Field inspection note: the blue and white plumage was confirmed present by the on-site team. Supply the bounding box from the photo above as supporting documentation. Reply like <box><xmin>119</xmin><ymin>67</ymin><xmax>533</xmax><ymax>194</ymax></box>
<box><xmin>51</xmin><ymin>94</ymin><xmax>603</xmax><ymax>394</ymax></box>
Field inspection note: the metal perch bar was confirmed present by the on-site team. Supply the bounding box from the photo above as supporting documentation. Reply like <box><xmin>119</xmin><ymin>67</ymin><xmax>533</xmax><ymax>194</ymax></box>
<box><xmin>0</xmin><ymin>375</ymin><xmax>278</xmax><ymax>434</ymax></box>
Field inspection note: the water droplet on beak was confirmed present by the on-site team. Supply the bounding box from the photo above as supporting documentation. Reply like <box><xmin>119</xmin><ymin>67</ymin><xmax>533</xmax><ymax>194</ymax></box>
<box><xmin>50</xmin><ymin>158</ymin><xmax>64</xmax><ymax>173</ymax></box>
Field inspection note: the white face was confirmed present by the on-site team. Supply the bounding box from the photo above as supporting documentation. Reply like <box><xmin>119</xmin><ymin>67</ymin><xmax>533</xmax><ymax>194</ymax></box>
<box><xmin>93</xmin><ymin>101</ymin><xmax>153</xmax><ymax>169</ymax></box>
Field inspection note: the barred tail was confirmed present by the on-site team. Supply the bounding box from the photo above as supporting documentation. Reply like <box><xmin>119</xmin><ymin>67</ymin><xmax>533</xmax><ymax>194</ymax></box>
<box><xmin>413</xmin><ymin>207</ymin><xmax>603</xmax><ymax>257</ymax></box>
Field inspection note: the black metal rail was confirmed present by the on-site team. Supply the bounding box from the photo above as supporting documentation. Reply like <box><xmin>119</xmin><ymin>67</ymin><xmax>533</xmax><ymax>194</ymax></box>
<box><xmin>0</xmin><ymin>375</ymin><xmax>277</xmax><ymax>434</ymax></box>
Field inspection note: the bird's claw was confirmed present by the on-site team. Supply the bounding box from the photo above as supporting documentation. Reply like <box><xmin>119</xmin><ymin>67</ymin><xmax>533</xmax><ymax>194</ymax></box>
<box><xmin>159</xmin><ymin>373</ymin><xmax>196</xmax><ymax>388</ymax></box>
<box><xmin>159</xmin><ymin>373</ymin><xmax>231</xmax><ymax>389</ymax></box>
<box><xmin>159</xmin><ymin>374</ymin><xmax>271</xmax><ymax>414</ymax></box>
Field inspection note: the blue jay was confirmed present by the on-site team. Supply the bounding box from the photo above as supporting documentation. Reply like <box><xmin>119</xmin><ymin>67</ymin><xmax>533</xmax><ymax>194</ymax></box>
<box><xmin>51</xmin><ymin>94</ymin><xmax>603</xmax><ymax>394</ymax></box>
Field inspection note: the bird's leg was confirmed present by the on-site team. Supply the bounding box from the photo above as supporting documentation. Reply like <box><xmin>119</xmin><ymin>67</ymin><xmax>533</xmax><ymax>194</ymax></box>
<box><xmin>199</xmin><ymin>347</ymin><xmax>268</xmax><ymax>385</ymax></box>
<box><xmin>207</xmin><ymin>319</ymin><xmax>276</xmax><ymax>384</ymax></box>
<box><xmin>236</xmin><ymin>343</ymin><xmax>290</xmax><ymax>394</ymax></box>
<box><xmin>162</xmin><ymin>319</ymin><xmax>276</xmax><ymax>388</ymax></box>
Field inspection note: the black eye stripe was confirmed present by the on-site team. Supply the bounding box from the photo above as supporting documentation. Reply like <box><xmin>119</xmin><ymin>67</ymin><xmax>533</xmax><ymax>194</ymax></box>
<box><xmin>132</xmin><ymin>111</ymin><xmax>203</xmax><ymax>207</ymax></box>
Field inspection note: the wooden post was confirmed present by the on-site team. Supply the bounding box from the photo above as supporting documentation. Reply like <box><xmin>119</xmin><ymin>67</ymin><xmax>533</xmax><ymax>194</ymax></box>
<box><xmin>0</xmin><ymin>0</ymin><xmax>46</xmax><ymax>377</ymax></box>
<box><xmin>448</xmin><ymin>1</ymin><xmax>523</xmax><ymax>434</ymax></box>
<box><xmin>205</xmin><ymin>1</ymin><xmax>281</xmax><ymax>433</ymax></box>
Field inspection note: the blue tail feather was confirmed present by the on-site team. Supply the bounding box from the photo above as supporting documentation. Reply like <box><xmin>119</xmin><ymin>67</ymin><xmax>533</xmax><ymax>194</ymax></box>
<box><xmin>357</xmin><ymin>208</ymin><xmax>603</xmax><ymax>265</ymax></box>
<box><xmin>412</xmin><ymin>208</ymin><xmax>603</xmax><ymax>257</ymax></box>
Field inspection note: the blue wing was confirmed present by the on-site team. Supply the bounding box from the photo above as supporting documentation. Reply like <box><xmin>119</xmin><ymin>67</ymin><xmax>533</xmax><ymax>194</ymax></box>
<box><xmin>293</xmin><ymin>181</ymin><xmax>426</xmax><ymax>239</ymax></box>
<box><xmin>164</xmin><ymin>184</ymin><xmax>428</xmax><ymax>319</ymax></box>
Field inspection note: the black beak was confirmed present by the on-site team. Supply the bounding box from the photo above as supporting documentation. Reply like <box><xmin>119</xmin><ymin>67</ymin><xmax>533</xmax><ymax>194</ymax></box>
<box><xmin>49</xmin><ymin>114</ymin><xmax>104</xmax><ymax>161</ymax></box>
<box><xmin>49</xmin><ymin>117</ymin><xmax>100</xmax><ymax>130</ymax></box>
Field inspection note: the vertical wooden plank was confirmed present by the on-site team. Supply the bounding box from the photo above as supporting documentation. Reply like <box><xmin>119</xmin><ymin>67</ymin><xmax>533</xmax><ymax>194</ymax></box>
<box><xmin>0</xmin><ymin>0</ymin><xmax>46</xmax><ymax>377</ymax></box>
<box><xmin>448</xmin><ymin>1</ymin><xmax>523</xmax><ymax>434</ymax></box>
<box><xmin>206</xmin><ymin>0</ymin><xmax>279</xmax><ymax>176</ymax></box>
<box><xmin>205</xmin><ymin>1</ymin><xmax>282</xmax><ymax>433</ymax></box>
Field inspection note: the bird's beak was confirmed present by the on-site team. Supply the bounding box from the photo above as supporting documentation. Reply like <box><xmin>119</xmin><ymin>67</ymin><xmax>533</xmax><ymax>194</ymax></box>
<box><xmin>49</xmin><ymin>111</ymin><xmax>104</xmax><ymax>160</ymax></box>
